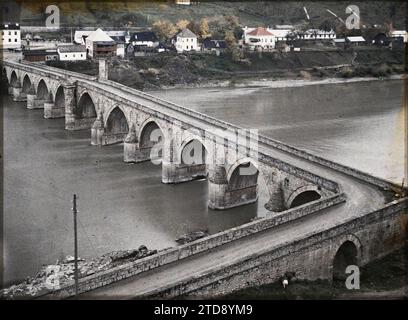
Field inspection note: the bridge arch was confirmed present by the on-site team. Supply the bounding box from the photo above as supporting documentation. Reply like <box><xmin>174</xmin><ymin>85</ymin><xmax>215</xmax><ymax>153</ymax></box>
<box><xmin>104</xmin><ymin>106</ymin><xmax>130</xmax><ymax>143</ymax></box>
<box><xmin>180</xmin><ymin>138</ymin><xmax>209</xmax><ymax>166</ymax></box>
<box><xmin>139</xmin><ymin>119</ymin><xmax>164</xmax><ymax>161</ymax></box>
<box><xmin>331</xmin><ymin>235</ymin><xmax>362</xmax><ymax>281</ymax></box>
<box><xmin>22</xmin><ymin>74</ymin><xmax>33</xmax><ymax>94</ymax></box>
<box><xmin>54</xmin><ymin>85</ymin><xmax>65</xmax><ymax>109</ymax></box>
<box><xmin>76</xmin><ymin>92</ymin><xmax>97</xmax><ymax>119</ymax></box>
<box><xmin>37</xmin><ymin>79</ymin><xmax>50</xmax><ymax>100</ymax></box>
<box><xmin>10</xmin><ymin>70</ymin><xmax>19</xmax><ymax>87</ymax></box>
<box><xmin>227</xmin><ymin>158</ymin><xmax>259</xmax><ymax>191</ymax></box>
<box><xmin>287</xmin><ymin>185</ymin><xmax>322</xmax><ymax>209</ymax></box>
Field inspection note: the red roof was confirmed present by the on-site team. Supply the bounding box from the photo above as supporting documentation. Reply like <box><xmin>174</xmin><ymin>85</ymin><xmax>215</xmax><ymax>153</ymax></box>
<box><xmin>247</xmin><ymin>27</ymin><xmax>274</xmax><ymax>36</ymax></box>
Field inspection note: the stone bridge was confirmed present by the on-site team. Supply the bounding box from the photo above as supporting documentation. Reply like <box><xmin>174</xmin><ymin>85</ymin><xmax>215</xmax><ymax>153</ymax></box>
<box><xmin>2</xmin><ymin>60</ymin><xmax>407</xmax><ymax>299</ymax></box>
<box><xmin>2</xmin><ymin>60</ymin><xmax>339</xmax><ymax>212</ymax></box>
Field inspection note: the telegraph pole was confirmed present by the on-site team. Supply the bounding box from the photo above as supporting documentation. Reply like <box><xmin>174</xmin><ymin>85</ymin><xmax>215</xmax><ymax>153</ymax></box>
<box><xmin>72</xmin><ymin>194</ymin><xmax>79</xmax><ymax>295</ymax></box>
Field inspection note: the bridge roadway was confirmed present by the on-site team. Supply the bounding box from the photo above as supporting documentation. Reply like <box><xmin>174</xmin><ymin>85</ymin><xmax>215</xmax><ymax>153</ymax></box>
<box><xmin>15</xmin><ymin>62</ymin><xmax>390</xmax><ymax>298</ymax></box>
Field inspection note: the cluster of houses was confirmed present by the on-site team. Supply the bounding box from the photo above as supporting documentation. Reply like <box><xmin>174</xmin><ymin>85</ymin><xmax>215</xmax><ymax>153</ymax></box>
<box><xmin>241</xmin><ymin>25</ymin><xmax>407</xmax><ymax>51</ymax></box>
<box><xmin>1</xmin><ymin>22</ymin><xmax>407</xmax><ymax>63</ymax></box>
<box><xmin>16</xmin><ymin>27</ymin><xmax>227</xmax><ymax>62</ymax></box>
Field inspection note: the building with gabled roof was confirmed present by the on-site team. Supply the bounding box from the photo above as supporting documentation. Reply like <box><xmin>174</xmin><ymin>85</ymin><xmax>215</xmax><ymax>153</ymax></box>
<box><xmin>57</xmin><ymin>45</ymin><xmax>87</xmax><ymax>61</ymax></box>
<box><xmin>243</xmin><ymin>27</ymin><xmax>276</xmax><ymax>51</ymax></box>
<box><xmin>174</xmin><ymin>28</ymin><xmax>198</xmax><ymax>52</ymax></box>
<box><xmin>85</xmin><ymin>28</ymin><xmax>117</xmax><ymax>59</ymax></box>
<box><xmin>1</xmin><ymin>23</ymin><xmax>21</xmax><ymax>50</ymax></box>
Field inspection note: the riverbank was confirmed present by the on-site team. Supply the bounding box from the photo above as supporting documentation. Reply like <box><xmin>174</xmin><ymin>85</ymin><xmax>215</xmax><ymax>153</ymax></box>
<box><xmin>46</xmin><ymin>48</ymin><xmax>406</xmax><ymax>91</ymax></box>
<box><xmin>221</xmin><ymin>246</ymin><xmax>407</xmax><ymax>300</ymax></box>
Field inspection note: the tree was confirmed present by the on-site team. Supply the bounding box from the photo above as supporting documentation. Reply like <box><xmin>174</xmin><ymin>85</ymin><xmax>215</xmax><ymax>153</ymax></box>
<box><xmin>319</xmin><ymin>19</ymin><xmax>336</xmax><ymax>32</ymax></box>
<box><xmin>187</xmin><ymin>21</ymin><xmax>200</xmax><ymax>36</ymax></box>
<box><xmin>225</xmin><ymin>30</ymin><xmax>240</xmax><ymax>62</ymax></box>
<box><xmin>152</xmin><ymin>20</ymin><xmax>177</xmax><ymax>41</ymax></box>
<box><xmin>199</xmin><ymin>18</ymin><xmax>211</xmax><ymax>39</ymax></box>
<box><xmin>176</xmin><ymin>19</ymin><xmax>190</xmax><ymax>30</ymax></box>
<box><xmin>225</xmin><ymin>15</ymin><xmax>239</xmax><ymax>31</ymax></box>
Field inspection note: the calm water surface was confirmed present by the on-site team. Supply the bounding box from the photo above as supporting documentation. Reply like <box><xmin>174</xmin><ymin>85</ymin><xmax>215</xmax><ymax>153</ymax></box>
<box><xmin>3</xmin><ymin>79</ymin><xmax>405</xmax><ymax>285</ymax></box>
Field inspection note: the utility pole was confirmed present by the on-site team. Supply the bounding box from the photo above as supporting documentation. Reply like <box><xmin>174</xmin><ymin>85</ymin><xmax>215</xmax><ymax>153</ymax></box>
<box><xmin>72</xmin><ymin>194</ymin><xmax>79</xmax><ymax>296</ymax></box>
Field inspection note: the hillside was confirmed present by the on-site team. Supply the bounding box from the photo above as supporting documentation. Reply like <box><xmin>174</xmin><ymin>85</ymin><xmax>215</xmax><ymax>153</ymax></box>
<box><xmin>8</xmin><ymin>1</ymin><xmax>407</xmax><ymax>30</ymax></box>
<box><xmin>47</xmin><ymin>47</ymin><xmax>406</xmax><ymax>90</ymax></box>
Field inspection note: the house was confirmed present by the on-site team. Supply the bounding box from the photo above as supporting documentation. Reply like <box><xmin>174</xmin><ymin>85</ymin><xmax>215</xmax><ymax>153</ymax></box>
<box><xmin>243</xmin><ymin>27</ymin><xmax>276</xmax><ymax>51</ymax></box>
<box><xmin>390</xmin><ymin>30</ymin><xmax>407</xmax><ymax>43</ymax></box>
<box><xmin>299</xmin><ymin>29</ymin><xmax>336</xmax><ymax>40</ymax></box>
<box><xmin>202</xmin><ymin>38</ymin><xmax>226</xmax><ymax>54</ymax></box>
<box><xmin>130</xmin><ymin>31</ymin><xmax>158</xmax><ymax>48</ymax></box>
<box><xmin>156</xmin><ymin>42</ymin><xmax>173</xmax><ymax>53</ymax></box>
<box><xmin>85</xmin><ymin>28</ymin><xmax>117</xmax><ymax>59</ymax></box>
<box><xmin>174</xmin><ymin>28</ymin><xmax>198</xmax><ymax>53</ymax></box>
<box><xmin>57</xmin><ymin>45</ymin><xmax>87</xmax><ymax>61</ymax></box>
<box><xmin>74</xmin><ymin>30</ymin><xmax>128</xmax><ymax>45</ymax></box>
<box><xmin>1</xmin><ymin>23</ymin><xmax>21</xmax><ymax>49</ymax></box>
<box><xmin>346</xmin><ymin>36</ymin><xmax>366</xmax><ymax>45</ymax></box>
<box><xmin>110</xmin><ymin>36</ymin><xmax>126</xmax><ymax>57</ymax></box>
<box><xmin>23</xmin><ymin>48</ymin><xmax>58</xmax><ymax>62</ymax></box>
<box><xmin>332</xmin><ymin>38</ymin><xmax>346</xmax><ymax>47</ymax></box>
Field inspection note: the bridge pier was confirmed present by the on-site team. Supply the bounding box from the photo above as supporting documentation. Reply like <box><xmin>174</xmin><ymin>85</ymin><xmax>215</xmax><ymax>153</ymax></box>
<box><xmin>12</xmin><ymin>82</ymin><xmax>26</xmax><ymax>102</ymax></box>
<box><xmin>64</xmin><ymin>84</ymin><xmax>78</xmax><ymax>130</ymax></box>
<box><xmin>91</xmin><ymin>112</ymin><xmax>105</xmax><ymax>146</ymax></box>
<box><xmin>264</xmin><ymin>181</ymin><xmax>285</xmax><ymax>212</ymax></box>
<box><xmin>43</xmin><ymin>93</ymin><xmax>63</xmax><ymax>118</ymax></box>
<box><xmin>123</xmin><ymin>124</ymin><xmax>152</xmax><ymax>162</ymax></box>
<box><xmin>208</xmin><ymin>164</ymin><xmax>230</xmax><ymax>209</ymax></box>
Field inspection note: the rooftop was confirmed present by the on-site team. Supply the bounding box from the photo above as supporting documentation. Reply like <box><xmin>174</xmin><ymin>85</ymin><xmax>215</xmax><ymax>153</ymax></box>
<box><xmin>86</xmin><ymin>28</ymin><xmax>115</xmax><ymax>43</ymax></box>
<box><xmin>247</xmin><ymin>27</ymin><xmax>274</xmax><ymax>37</ymax></box>
<box><xmin>1</xmin><ymin>23</ymin><xmax>20</xmax><ymax>30</ymax></box>
<box><xmin>58</xmin><ymin>45</ymin><xmax>86</xmax><ymax>53</ymax></box>
<box><xmin>176</xmin><ymin>28</ymin><xmax>197</xmax><ymax>38</ymax></box>
<box><xmin>131</xmin><ymin>31</ymin><xmax>158</xmax><ymax>42</ymax></box>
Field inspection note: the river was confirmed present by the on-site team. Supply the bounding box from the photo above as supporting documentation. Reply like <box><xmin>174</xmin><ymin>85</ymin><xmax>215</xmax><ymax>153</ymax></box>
<box><xmin>2</xmin><ymin>78</ymin><xmax>405</xmax><ymax>286</ymax></box>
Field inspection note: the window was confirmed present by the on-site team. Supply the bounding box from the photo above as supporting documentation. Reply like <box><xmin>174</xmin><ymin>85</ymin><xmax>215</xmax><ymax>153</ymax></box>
<box><xmin>65</xmin><ymin>54</ymin><xmax>67</xmax><ymax>57</ymax></box>
<box><xmin>8</xmin><ymin>31</ymin><xmax>11</xmax><ymax>35</ymax></box>
<box><xmin>8</xmin><ymin>39</ymin><xmax>11</xmax><ymax>42</ymax></box>
<box><xmin>73</xmin><ymin>54</ymin><xmax>75</xmax><ymax>57</ymax></box>
<box><xmin>15</xmin><ymin>31</ymin><xmax>17</xmax><ymax>35</ymax></box>
<box><xmin>15</xmin><ymin>39</ymin><xmax>17</xmax><ymax>42</ymax></box>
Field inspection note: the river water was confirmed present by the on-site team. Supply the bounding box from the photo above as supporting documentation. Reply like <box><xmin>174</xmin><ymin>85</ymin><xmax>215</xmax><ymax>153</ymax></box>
<box><xmin>2</xmin><ymin>79</ymin><xmax>405</xmax><ymax>286</ymax></box>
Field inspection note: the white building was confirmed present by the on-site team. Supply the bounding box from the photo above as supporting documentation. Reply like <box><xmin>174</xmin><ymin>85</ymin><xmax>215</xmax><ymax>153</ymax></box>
<box><xmin>75</xmin><ymin>30</ymin><xmax>127</xmax><ymax>45</ymax></box>
<box><xmin>243</xmin><ymin>27</ymin><xmax>276</xmax><ymax>51</ymax></box>
<box><xmin>57</xmin><ymin>45</ymin><xmax>87</xmax><ymax>61</ymax></box>
<box><xmin>1</xmin><ymin>23</ymin><xmax>21</xmax><ymax>50</ymax></box>
<box><xmin>130</xmin><ymin>31</ymin><xmax>159</xmax><ymax>48</ymax></box>
<box><xmin>390</xmin><ymin>30</ymin><xmax>407</xmax><ymax>43</ymax></box>
<box><xmin>174</xmin><ymin>28</ymin><xmax>198</xmax><ymax>52</ymax></box>
<box><xmin>299</xmin><ymin>29</ymin><xmax>336</xmax><ymax>40</ymax></box>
